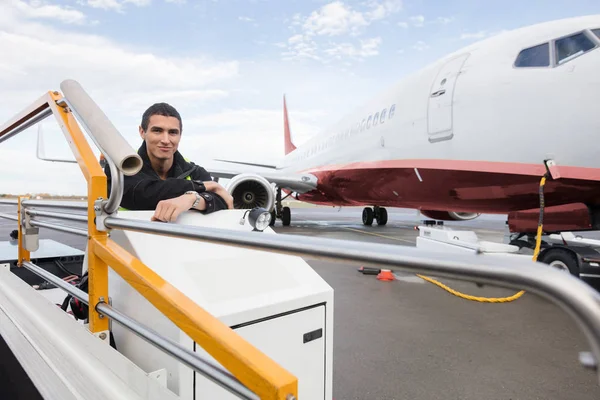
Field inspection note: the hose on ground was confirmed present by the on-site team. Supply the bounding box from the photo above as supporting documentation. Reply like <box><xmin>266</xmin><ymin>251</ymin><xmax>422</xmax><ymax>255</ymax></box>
<box><xmin>417</xmin><ymin>174</ymin><xmax>549</xmax><ymax>303</ymax></box>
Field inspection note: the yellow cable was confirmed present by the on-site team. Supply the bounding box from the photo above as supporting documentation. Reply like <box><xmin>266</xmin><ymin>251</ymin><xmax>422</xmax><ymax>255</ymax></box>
<box><xmin>416</xmin><ymin>174</ymin><xmax>547</xmax><ymax>303</ymax></box>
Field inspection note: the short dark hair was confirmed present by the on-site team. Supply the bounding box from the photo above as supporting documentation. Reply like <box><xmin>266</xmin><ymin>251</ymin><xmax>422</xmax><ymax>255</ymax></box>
<box><xmin>141</xmin><ymin>103</ymin><xmax>183</xmax><ymax>133</ymax></box>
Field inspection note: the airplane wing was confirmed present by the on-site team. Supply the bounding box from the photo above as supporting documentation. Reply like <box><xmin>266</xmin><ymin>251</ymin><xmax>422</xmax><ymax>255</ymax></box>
<box><xmin>207</xmin><ymin>166</ymin><xmax>318</xmax><ymax>194</ymax></box>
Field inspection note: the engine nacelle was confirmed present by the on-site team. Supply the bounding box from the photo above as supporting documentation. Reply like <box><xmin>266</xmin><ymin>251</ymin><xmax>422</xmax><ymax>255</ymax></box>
<box><xmin>420</xmin><ymin>210</ymin><xmax>481</xmax><ymax>221</ymax></box>
<box><xmin>225</xmin><ymin>173</ymin><xmax>275</xmax><ymax>211</ymax></box>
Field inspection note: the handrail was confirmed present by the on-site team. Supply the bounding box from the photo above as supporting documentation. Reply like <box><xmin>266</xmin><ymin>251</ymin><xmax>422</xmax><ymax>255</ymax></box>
<box><xmin>29</xmin><ymin>220</ymin><xmax>88</xmax><ymax>237</ymax></box>
<box><xmin>102</xmin><ymin>215</ymin><xmax>600</xmax><ymax>375</ymax></box>
<box><xmin>0</xmin><ymin>199</ymin><xmax>18</xmax><ymax>205</ymax></box>
<box><xmin>20</xmin><ymin>260</ymin><xmax>258</xmax><ymax>400</ymax></box>
<box><xmin>0</xmin><ymin>212</ymin><xmax>18</xmax><ymax>221</ymax></box>
<box><xmin>0</xmin><ymin>107</ymin><xmax>52</xmax><ymax>144</ymax></box>
<box><xmin>59</xmin><ymin>80</ymin><xmax>142</xmax><ymax>177</ymax></box>
<box><xmin>21</xmin><ymin>200</ymin><xmax>88</xmax><ymax>210</ymax></box>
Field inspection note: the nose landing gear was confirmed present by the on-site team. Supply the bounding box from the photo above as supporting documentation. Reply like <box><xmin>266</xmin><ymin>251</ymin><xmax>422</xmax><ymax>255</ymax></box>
<box><xmin>362</xmin><ymin>206</ymin><xmax>388</xmax><ymax>226</ymax></box>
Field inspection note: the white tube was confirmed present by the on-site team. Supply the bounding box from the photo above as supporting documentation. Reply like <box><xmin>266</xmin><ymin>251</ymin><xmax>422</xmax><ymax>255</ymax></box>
<box><xmin>60</xmin><ymin>79</ymin><xmax>142</xmax><ymax>176</ymax></box>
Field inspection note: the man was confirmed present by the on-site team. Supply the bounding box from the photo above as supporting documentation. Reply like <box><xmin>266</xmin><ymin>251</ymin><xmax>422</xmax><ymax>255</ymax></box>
<box><xmin>105</xmin><ymin>102</ymin><xmax>233</xmax><ymax>222</ymax></box>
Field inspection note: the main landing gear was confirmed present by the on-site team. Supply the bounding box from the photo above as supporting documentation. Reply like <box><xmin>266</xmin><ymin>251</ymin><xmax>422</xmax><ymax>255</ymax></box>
<box><xmin>362</xmin><ymin>206</ymin><xmax>388</xmax><ymax>226</ymax></box>
<box><xmin>270</xmin><ymin>187</ymin><xmax>292</xmax><ymax>227</ymax></box>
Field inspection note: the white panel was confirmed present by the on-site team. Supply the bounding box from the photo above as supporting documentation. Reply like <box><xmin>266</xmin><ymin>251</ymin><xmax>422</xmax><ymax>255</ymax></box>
<box><xmin>0</xmin><ymin>267</ymin><xmax>180</xmax><ymax>400</ymax></box>
<box><xmin>427</xmin><ymin>53</ymin><xmax>470</xmax><ymax>142</ymax></box>
<box><xmin>0</xmin><ymin>239</ymin><xmax>84</xmax><ymax>262</ymax></box>
<box><xmin>195</xmin><ymin>305</ymin><xmax>326</xmax><ymax>400</ymax></box>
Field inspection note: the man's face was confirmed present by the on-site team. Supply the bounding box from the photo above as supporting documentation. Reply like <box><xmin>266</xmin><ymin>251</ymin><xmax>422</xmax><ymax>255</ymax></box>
<box><xmin>139</xmin><ymin>114</ymin><xmax>182</xmax><ymax>161</ymax></box>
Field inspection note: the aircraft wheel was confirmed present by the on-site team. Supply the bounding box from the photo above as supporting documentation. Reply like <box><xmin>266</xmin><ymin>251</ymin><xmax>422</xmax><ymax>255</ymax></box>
<box><xmin>269</xmin><ymin>210</ymin><xmax>276</xmax><ymax>226</ymax></box>
<box><xmin>377</xmin><ymin>207</ymin><xmax>388</xmax><ymax>226</ymax></box>
<box><xmin>282</xmin><ymin>207</ymin><xmax>291</xmax><ymax>226</ymax></box>
<box><xmin>362</xmin><ymin>207</ymin><xmax>374</xmax><ymax>226</ymax></box>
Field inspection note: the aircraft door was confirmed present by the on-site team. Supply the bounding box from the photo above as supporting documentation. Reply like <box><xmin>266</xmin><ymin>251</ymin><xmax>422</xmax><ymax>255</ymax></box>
<box><xmin>427</xmin><ymin>53</ymin><xmax>470</xmax><ymax>143</ymax></box>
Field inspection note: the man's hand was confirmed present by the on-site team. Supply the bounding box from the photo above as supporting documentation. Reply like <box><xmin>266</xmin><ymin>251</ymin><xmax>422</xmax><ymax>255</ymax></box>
<box><xmin>204</xmin><ymin>181</ymin><xmax>234</xmax><ymax>209</ymax></box>
<box><xmin>151</xmin><ymin>193</ymin><xmax>198</xmax><ymax>222</ymax></box>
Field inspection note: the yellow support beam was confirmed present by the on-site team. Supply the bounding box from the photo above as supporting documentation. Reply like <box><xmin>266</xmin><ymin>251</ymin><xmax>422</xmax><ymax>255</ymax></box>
<box><xmin>90</xmin><ymin>236</ymin><xmax>298</xmax><ymax>400</ymax></box>
<box><xmin>47</xmin><ymin>91</ymin><xmax>110</xmax><ymax>334</ymax></box>
<box><xmin>17</xmin><ymin>196</ymin><xmax>30</xmax><ymax>266</ymax></box>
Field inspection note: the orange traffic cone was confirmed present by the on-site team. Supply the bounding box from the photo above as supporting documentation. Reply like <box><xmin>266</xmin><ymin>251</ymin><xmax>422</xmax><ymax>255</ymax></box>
<box><xmin>377</xmin><ymin>269</ymin><xmax>395</xmax><ymax>281</ymax></box>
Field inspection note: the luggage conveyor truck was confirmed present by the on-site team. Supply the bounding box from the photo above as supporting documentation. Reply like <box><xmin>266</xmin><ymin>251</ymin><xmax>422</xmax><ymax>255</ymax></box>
<box><xmin>2</xmin><ymin>79</ymin><xmax>600</xmax><ymax>398</ymax></box>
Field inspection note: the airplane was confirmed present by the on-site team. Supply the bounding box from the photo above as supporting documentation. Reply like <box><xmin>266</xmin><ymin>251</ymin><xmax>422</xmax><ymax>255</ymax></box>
<box><xmin>208</xmin><ymin>14</ymin><xmax>600</xmax><ymax>231</ymax></box>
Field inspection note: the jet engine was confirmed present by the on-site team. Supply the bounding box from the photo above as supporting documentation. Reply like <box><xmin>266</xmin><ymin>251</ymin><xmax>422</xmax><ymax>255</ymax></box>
<box><xmin>225</xmin><ymin>173</ymin><xmax>275</xmax><ymax>211</ymax></box>
<box><xmin>420</xmin><ymin>210</ymin><xmax>481</xmax><ymax>221</ymax></box>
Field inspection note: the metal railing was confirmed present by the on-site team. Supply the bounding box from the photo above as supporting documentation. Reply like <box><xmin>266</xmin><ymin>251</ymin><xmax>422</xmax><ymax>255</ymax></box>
<box><xmin>3</xmin><ymin>79</ymin><xmax>600</xmax><ymax>399</ymax></box>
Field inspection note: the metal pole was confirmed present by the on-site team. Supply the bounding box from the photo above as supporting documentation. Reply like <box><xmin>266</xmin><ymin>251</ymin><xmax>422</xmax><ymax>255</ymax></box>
<box><xmin>0</xmin><ymin>199</ymin><xmax>18</xmax><ymax>205</ymax></box>
<box><xmin>22</xmin><ymin>200</ymin><xmax>88</xmax><ymax>210</ymax></box>
<box><xmin>0</xmin><ymin>212</ymin><xmax>18</xmax><ymax>221</ymax></box>
<box><xmin>103</xmin><ymin>215</ymin><xmax>600</xmax><ymax>375</ymax></box>
<box><xmin>22</xmin><ymin>261</ymin><xmax>89</xmax><ymax>304</ymax></box>
<box><xmin>95</xmin><ymin>303</ymin><xmax>259</xmax><ymax>400</ymax></box>
<box><xmin>26</xmin><ymin>209</ymin><xmax>88</xmax><ymax>223</ymax></box>
<box><xmin>103</xmin><ymin>160</ymin><xmax>124</xmax><ymax>215</ymax></box>
<box><xmin>0</xmin><ymin>108</ymin><xmax>53</xmax><ymax>144</ymax></box>
<box><xmin>29</xmin><ymin>220</ymin><xmax>88</xmax><ymax>237</ymax></box>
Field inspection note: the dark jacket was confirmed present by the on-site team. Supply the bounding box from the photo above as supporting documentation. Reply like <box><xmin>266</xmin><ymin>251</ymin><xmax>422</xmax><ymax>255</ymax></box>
<box><xmin>105</xmin><ymin>142</ymin><xmax>228</xmax><ymax>213</ymax></box>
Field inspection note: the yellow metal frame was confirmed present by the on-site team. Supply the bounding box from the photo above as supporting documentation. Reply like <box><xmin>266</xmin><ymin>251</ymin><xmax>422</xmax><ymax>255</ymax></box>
<box><xmin>0</xmin><ymin>90</ymin><xmax>298</xmax><ymax>400</ymax></box>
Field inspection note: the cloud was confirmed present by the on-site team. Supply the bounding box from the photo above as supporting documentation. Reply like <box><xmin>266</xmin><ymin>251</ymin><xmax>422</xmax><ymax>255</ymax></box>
<box><xmin>283</xmin><ymin>0</ymin><xmax>400</xmax><ymax>62</ymax></box>
<box><xmin>412</xmin><ymin>40</ymin><xmax>429</xmax><ymax>52</ymax></box>
<box><xmin>409</xmin><ymin>15</ymin><xmax>424</xmax><ymax>27</ymax></box>
<box><xmin>6</xmin><ymin>0</ymin><xmax>87</xmax><ymax>24</ymax></box>
<box><xmin>302</xmin><ymin>2</ymin><xmax>368</xmax><ymax>37</ymax></box>
<box><xmin>397</xmin><ymin>15</ymin><xmax>454</xmax><ymax>29</ymax></box>
<box><xmin>323</xmin><ymin>37</ymin><xmax>382</xmax><ymax>59</ymax></box>
<box><xmin>79</xmin><ymin>0</ymin><xmax>151</xmax><ymax>12</ymax></box>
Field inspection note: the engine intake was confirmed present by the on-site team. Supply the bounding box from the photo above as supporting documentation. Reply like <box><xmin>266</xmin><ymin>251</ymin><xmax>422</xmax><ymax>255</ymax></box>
<box><xmin>225</xmin><ymin>173</ymin><xmax>275</xmax><ymax>211</ymax></box>
<box><xmin>420</xmin><ymin>210</ymin><xmax>481</xmax><ymax>221</ymax></box>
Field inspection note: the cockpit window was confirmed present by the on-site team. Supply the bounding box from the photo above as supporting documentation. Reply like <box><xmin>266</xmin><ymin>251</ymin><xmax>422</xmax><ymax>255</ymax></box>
<box><xmin>593</xmin><ymin>29</ymin><xmax>600</xmax><ymax>39</ymax></box>
<box><xmin>514</xmin><ymin>43</ymin><xmax>550</xmax><ymax>67</ymax></box>
<box><xmin>555</xmin><ymin>32</ymin><xmax>597</xmax><ymax>65</ymax></box>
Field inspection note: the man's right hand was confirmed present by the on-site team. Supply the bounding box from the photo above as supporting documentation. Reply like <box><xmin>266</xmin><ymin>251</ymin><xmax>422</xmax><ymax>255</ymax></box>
<box><xmin>204</xmin><ymin>181</ymin><xmax>234</xmax><ymax>209</ymax></box>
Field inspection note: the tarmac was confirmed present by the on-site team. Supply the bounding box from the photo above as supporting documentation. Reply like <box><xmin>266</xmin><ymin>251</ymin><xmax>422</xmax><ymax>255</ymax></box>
<box><xmin>2</xmin><ymin>204</ymin><xmax>600</xmax><ymax>399</ymax></box>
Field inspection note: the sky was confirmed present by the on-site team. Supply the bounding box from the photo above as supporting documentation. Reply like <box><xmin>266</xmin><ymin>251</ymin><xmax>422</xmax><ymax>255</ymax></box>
<box><xmin>0</xmin><ymin>0</ymin><xmax>598</xmax><ymax>195</ymax></box>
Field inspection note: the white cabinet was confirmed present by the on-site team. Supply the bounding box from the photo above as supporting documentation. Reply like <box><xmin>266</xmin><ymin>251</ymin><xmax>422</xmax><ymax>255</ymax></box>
<box><xmin>195</xmin><ymin>305</ymin><xmax>327</xmax><ymax>400</ymax></box>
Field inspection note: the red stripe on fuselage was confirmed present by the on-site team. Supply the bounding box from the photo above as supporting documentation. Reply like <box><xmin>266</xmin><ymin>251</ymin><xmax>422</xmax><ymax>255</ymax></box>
<box><xmin>294</xmin><ymin>159</ymin><xmax>600</xmax><ymax>213</ymax></box>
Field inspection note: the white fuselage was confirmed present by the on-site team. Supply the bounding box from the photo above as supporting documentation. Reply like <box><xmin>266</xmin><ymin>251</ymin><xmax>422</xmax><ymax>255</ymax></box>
<box><xmin>278</xmin><ymin>15</ymin><xmax>600</xmax><ymax>180</ymax></box>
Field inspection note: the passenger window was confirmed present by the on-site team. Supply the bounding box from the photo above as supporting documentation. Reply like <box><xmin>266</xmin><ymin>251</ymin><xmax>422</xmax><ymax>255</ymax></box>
<box><xmin>555</xmin><ymin>32</ymin><xmax>596</xmax><ymax>64</ymax></box>
<box><xmin>593</xmin><ymin>29</ymin><xmax>600</xmax><ymax>39</ymax></box>
<box><xmin>514</xmin><ymin>43</ymin><xmax>550</xmax><ymax>67</ymax></box>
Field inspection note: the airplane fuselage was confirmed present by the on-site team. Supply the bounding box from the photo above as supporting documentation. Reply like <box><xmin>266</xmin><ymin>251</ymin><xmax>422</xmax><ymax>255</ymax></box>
<box><xmin>277</xmin><ymin>15</ymin><xmax>600</xmax><ymax>216</ymax></box>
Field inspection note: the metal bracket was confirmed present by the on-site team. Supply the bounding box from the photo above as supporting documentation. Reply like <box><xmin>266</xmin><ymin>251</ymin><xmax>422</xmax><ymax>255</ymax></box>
<box><xmin>149</xmin><ymin>368</ymin><xmax>168</xmax><ymax>388</ymax></box>
<box><xmin>93</xmin><ymin>329</ymin><xmax>110</xmax><ymax>344</ymax></box>
<box><xmin>21</xmin><ymin>208</ymin><xmax>39</xmax><ymax>252</ymax></box>
<box><xmin>544</xmin><ymin>159</ymin><xmax>561</xmax><ymax>180</ymax></box>
<box><xmin>94</xmin><ymin>198</ymin><xmax>109</xmax><ymax>232</ymax></box>
<box><xmin>580</xmin><ymin>351</ymin><xmax>598</xmax><ymax>371</ymax></box>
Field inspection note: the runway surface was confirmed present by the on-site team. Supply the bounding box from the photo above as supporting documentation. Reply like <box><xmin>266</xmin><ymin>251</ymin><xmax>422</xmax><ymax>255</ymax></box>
<box><xmin>2</xmin><ymin>204</ymin><xmax>600</xmax><ymax>400</ymax></box>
